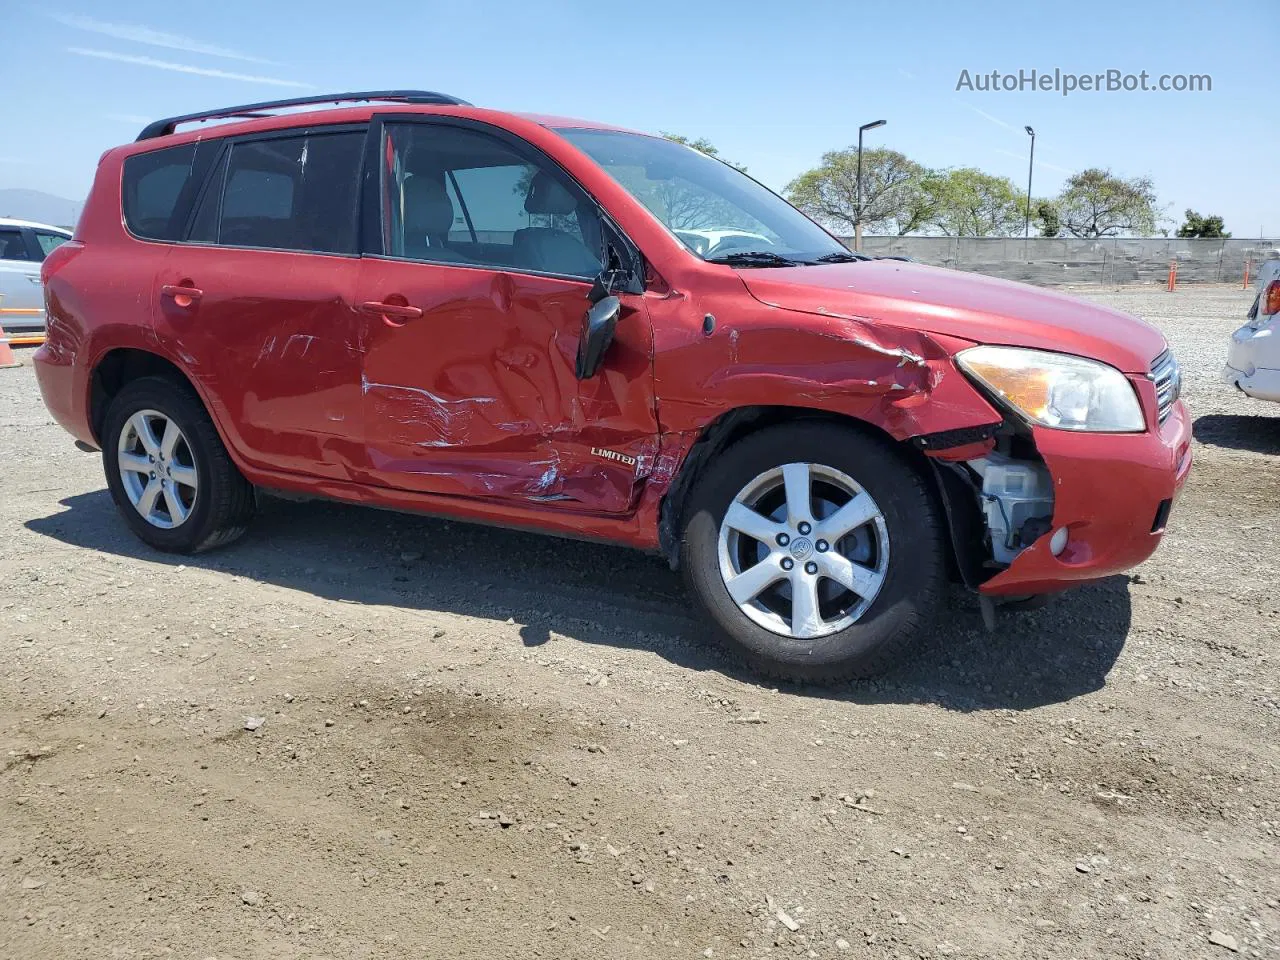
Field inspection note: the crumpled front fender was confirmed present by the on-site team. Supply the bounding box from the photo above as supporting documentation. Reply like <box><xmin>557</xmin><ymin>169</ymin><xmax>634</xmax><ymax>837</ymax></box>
<box><xmin>650</xmin><ymin>293</ymin><xmax>1004</xmax><ymax>445</ymax></box>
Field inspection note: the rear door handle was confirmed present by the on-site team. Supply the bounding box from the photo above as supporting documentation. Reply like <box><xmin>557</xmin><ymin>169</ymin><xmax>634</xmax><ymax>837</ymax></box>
<box><xmin>358</xmin><ymin>300</ymin><xmax>423</xmax><ymax>321</ymax></box>
<box><xmin>160</xmin><ymin>284</ymin><xmax>203</xmax><ymax>307</ymax></box>
<box><xmin>27</xmin><ymin>275</ymin><xmax>41</xmax><ymax>283</ymax></box>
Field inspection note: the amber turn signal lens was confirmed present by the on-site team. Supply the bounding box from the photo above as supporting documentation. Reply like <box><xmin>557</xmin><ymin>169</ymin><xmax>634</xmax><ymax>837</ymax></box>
<box><xmin>960</xmin><ymin>361</ymin><xmax>1054</xmax><ymax>422</ymax></box>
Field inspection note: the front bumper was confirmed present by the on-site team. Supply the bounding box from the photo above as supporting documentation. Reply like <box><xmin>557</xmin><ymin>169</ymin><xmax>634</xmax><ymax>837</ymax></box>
<box><xmin>980</xmin><ymin>398</ymin><xmax>1192</xmax><ymax>596</ymax></box>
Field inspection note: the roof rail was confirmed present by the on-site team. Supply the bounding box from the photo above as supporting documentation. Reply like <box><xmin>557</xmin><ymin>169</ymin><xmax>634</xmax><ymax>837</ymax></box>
<box><xmin>135</xmin><ymin>90</ymin><xmax>471</xmax><ymax>141</ymax></box>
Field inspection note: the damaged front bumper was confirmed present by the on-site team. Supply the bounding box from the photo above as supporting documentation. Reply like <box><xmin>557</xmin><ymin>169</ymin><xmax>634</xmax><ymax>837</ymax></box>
<box><xmin>974</xmin><ymin>399</ymin><xmax>1192</xmax><ymax>596</ymax></box>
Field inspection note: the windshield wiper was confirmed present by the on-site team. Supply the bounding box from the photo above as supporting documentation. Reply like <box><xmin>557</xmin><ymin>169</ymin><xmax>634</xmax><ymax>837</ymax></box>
<box><xmin>812</xmin><ymin>251</ymin><xmax>871</xmax><ymax>263</ymax></box>
<box><xmin>706</xmin><ymin>251</ymin><xmax>803</xmax><ymax>267</ymax></box>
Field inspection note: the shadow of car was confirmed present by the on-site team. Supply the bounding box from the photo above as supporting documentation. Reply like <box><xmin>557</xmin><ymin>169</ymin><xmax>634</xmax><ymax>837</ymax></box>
<box><xmin>26</xmin><ymin>488</ymin><xmax>1132</xmax><ymax>712</ymax></box>
<box><xmin>1192</xmin><ymin>414</ymin><xmax>1280</xmax><ymax>455</ymax></box>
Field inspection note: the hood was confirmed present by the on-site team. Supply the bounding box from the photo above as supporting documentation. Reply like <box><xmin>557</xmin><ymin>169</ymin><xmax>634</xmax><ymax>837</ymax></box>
<box><xmin>738</xmin><ymin>259</ymin><xmax>1167</xmax><ymax>373</ymax></box>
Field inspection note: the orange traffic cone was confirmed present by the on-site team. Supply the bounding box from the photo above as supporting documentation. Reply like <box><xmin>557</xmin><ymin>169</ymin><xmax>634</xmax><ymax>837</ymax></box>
<box><xmin>0</xmin><ymin>321</ymin><xmax>23</xmax><ymax>369</ymax></box>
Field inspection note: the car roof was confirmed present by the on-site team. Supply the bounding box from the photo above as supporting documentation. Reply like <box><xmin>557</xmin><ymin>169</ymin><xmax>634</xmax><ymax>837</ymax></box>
<box><xmin>0</xmin><ymin>217</ymin><xmax>72</xmax><ymax>233</ymax></box>
<box><xmin>513</xmin><ymin>112</ymin><xmax>648</xmax><ymax>135</ymax></box>
<box><xmin>117</xmin><ymin>100</ymin><xmax>655</xmax><ymax>158</ymax></box>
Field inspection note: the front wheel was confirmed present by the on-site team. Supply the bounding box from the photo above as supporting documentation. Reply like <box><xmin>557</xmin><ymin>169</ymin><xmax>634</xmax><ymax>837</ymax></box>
<box><xmin>680</xmin><ymin>422</ymin><xmax>945</xmax><ymax>684</ymax></box>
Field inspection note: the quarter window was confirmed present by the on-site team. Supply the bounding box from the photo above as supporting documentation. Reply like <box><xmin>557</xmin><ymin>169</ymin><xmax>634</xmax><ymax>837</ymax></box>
<box><xmin>122</xmin><ymin>143</ymin><xmax>199</xmax><ymax>241</ymax></box>
<box><xmin>382</xmin><ymin>123</ymin><xmax>602</xmax><ymax>280</ymax></box>
<box><xmin>189</xmin><ymin>131</ymin><xmax>364</xmax><ymax>255</ymax></box>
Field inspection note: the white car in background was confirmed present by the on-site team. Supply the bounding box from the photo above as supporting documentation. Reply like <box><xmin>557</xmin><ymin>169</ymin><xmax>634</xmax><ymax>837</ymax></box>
<box><xmin>672</xmin><ymin>228</ymin><xmax>775</xmax><ymax>257</ymax></box>
<box><xmin>0</xmin><ymin>218</ymin><xmax>73</xmax><ymax>336</ymax></box>
<box><xmin>1224</xmin><ymin>257</ymin><xmax>1280</xmax><ymax>404</ymax></box>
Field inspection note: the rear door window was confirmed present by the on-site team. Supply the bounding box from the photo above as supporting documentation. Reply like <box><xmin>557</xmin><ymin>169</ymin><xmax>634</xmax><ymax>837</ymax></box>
<box><xmin>188</xmin><ymin>131</ymin><xmax>364</xmax><ymax>255</ymax></box>
<box><xmin>122</xmin><ymin>143</ymin><xmax>199</xmax><ymax>241</ymax></box>
<box><xmin>34</xmin><ymin>231</ymin><xmax>70</xmax><ymax>259</ymax></box>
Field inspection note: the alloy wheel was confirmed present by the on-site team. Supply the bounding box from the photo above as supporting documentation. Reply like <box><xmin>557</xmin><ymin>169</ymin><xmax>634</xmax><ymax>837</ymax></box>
<box><xmin>117</xmin><ymin>409</ymin><xmax>199</xmax><ymax>529</ymax></box>
<box><xmin>716</xmin><ymin>462</ymin><xmax>890</xmax><ymax>639</ymax></box>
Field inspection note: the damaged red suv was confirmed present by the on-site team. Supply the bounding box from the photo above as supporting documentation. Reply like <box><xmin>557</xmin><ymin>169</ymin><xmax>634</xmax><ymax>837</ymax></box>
<box><xmin>35</xmin><ymin>90</ymin><xmax>1191</xmax><ymax>683</ymax></box>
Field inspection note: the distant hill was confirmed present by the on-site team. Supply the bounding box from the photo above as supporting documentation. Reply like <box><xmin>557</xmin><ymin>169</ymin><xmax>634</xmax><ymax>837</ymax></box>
<box><xmin>0</xmin><ymin>189</ymin><xmax>81</xmax><ymax>228</ymax></box>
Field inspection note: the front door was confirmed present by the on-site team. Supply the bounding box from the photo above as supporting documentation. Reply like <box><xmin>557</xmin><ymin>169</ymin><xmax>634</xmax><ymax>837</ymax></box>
<box><xmin>154</xmin><ymin>127</ymin><xmax>368</xmax><ymax>479</ymax></box>
<box><xmin>354</xmin><ymin>117</ymin><xmax>657</xmax><ymax>514</ymax></box>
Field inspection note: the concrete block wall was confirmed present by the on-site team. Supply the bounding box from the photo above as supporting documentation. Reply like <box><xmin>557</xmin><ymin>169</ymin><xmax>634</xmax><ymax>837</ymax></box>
<box><xmin>844</xmin><ymin>236</ymin><xmax>1280</xmax><ymax>285</ymax></box>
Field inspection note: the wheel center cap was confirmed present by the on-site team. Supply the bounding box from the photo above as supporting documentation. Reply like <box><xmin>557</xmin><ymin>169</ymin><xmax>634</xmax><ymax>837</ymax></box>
<box><xmin>789</xmin><ymin>537</ymin><xmax>814</xmax><ymax>561</ymax></box>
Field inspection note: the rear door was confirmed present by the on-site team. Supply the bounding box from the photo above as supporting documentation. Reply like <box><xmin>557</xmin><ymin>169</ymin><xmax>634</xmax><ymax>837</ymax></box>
<box><xmin>152</xmin><ymin>126</ymin><xmax>367</xmax><ymax>480</ymax></box>
<box><xmin>353</xmin><ymin>116</ymin><xmax>658</xmax><ymax>513</ymax></box>
<box><xmin>0</xmin><ymin>226</ymin><xmax>44</xmax><ymax>329</ymax></box>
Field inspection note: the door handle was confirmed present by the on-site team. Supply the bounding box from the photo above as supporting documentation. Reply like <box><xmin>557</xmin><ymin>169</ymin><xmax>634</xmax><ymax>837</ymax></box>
<box><xmin>358</xmin><ymin>300</ymin><xmax>423</xmax><ymax>321</ymax></box>
<box><xmin>27</xmin><ymin>275</ymin><xmax>41</xmax><ymax>283</ymax></box>
<box><xmin>160</xmin><ymin>284</ymin><xmax>203</xmax><ymax>307</ymax></box>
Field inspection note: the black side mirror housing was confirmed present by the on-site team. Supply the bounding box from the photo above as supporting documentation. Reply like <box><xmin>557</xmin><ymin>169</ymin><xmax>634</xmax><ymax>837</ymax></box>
<box><xmin>575</xmin><ymin>295</ymin><xmax>621</xmax><ymax>380</ymax></box>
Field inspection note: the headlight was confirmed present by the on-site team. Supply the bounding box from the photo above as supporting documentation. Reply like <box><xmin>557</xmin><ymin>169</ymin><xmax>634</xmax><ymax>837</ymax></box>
<box><xmin>957</xmin><ymin>346</ymin><xmax>1145</xmax><ymax>432</ymax></box>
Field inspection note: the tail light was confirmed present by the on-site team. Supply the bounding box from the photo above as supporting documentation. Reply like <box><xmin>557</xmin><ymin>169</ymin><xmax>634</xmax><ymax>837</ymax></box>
<box><xmin>1266</xmin><ymin>279</ymin><xmax>1280</xmax><ymax>317</ymax></box>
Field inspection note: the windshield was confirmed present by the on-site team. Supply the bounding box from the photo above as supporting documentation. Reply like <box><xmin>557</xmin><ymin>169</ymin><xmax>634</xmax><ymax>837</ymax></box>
<box><xmin>557</xmin><ymin>128</ymin><xmax>851</xmax><ymax>265</ymax></box>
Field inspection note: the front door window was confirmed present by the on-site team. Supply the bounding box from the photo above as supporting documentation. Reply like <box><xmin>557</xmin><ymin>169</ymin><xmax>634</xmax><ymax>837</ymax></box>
<box><xmin>382</xmin><ymin>123</ymin><xmax>603</xmax><ymax>280</ymax></box>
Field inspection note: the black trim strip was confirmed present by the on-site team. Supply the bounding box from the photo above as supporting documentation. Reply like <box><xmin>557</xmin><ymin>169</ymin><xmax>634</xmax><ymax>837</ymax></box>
<box><xmin>911</xmin><ymin>423</ymin><xmax>999</xmax><ymax>451</ymax></box>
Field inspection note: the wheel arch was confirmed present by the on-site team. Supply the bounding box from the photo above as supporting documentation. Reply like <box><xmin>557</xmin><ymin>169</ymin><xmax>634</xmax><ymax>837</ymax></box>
<box><xmin>657</xmin><ymin>404</ymin><xmax>978</xmax><ymax>585</ymax></box>
<box><xmin>89</xmin><ymin>348</ymin><xmax>206</xmax><ymax>446</ymax></box>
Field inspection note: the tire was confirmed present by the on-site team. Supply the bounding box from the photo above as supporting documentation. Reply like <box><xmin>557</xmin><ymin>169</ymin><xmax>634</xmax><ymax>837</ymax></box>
<box><xmin>102</xmin><ymin>375</ymin><xmax>255</xmax><ymax>553</ymax></box>
<box><xmin>680</xmin><ymin>422</ymin><xmax>944</xmax><ymax>684</ymax></box>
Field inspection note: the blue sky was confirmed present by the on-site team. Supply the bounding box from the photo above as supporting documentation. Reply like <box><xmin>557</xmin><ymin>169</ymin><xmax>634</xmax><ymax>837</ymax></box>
<box><xmin>3</xmin><ymin>0</ymin><xmax>1274</xmax><ymax>236</ymax></box>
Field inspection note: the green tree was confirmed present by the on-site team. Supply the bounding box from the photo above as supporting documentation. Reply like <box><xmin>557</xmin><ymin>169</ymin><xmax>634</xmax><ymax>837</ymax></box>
<box><xmin>1176</xmin><ymin>209</ymin><xmax>1231</xmax><ymax>238</ymax></box>
<box><xmin>784</xmin><ymin>147</ymin><xmax>931</xmax><ymax>236</ymax></box>
<box><xmin>921</xmin><ymin>168</ymin><xmax>1026</xmax><ymax>237</ymax></box>
<box><xmin>1056</xmin><ymin>168</ymin><xmax>1159</xmax><ymax>238</ymax></box>
<box><xmin>1035</xmin><ymin>200</ymin><xmax>1061</xmax><ymax>238</ymax></box>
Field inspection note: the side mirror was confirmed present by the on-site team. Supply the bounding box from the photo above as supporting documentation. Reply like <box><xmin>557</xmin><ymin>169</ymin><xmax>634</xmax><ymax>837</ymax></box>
<box><xmin>575</xmin><ymin>295</ymin><xmax>621</xmax><ymax>380</ymax></box>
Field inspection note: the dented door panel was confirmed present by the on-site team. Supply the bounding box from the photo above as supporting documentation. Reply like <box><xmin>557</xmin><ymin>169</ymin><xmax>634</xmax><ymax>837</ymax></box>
<box><xmin>155</xmin><ymin>245</ymin><xmax>365</xmax><ymax>479</ymax></box>
<box><xmin>354</xmin><ymin>259</ymin><xmax>658</xmax><ymax>514</ymax></box>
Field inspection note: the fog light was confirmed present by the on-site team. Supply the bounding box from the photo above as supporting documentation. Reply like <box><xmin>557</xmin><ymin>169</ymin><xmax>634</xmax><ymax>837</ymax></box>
<box><xmin>1049</xmin><ymin>527</ymin><xmax>1069</xmax><ymax>556</ymax></box>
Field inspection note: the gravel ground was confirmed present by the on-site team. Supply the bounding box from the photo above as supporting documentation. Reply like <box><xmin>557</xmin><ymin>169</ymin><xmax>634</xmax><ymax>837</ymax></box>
<box><xmin>1</xmin><ymin>284</ymin><xmax>1277</xmax><ymax>959</ymax></box>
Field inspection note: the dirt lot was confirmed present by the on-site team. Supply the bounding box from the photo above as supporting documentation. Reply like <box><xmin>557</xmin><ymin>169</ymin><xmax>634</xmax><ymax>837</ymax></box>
<box><xmin>2</xmin><ymin>285</ymin><xmax>1277</xmax><ymax>960</ymax></box>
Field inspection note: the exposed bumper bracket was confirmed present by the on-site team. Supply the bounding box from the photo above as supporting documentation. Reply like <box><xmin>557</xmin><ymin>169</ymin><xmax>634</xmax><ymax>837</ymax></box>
<box><xmin>911</xmin><ymin>423</ymin><xmax>998</xmax><ymax>452</ymax></box>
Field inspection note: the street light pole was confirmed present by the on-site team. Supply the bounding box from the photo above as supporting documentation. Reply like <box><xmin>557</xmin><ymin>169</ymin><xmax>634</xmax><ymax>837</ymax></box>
<box><xmin>1023</xmin><ymin>126</ymin><xmax>1036</xmax><ymax>241</ymax></box>
<box><xmin>855</xmin><ymin>119</ymin><xmax>886</xmax><ymax>252</ymax></box>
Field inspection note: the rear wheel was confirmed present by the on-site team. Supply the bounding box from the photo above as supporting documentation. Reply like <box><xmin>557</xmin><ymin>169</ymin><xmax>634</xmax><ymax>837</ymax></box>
<box><xmin>680</xmin><ymin>422</ymin><xmax>945</xmax><ymax>684</ymax></box>
<box><xmin>102</xmin><ymin>376</ymin><xmax>255</xmax><ymax>553</ymax></box>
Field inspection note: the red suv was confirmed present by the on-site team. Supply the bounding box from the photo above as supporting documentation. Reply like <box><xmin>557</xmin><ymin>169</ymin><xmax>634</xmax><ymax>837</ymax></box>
<box><xmin>35</xmin><ymin>90</ymin><xmax>1191</xmax><ymax>683</ymax></box>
